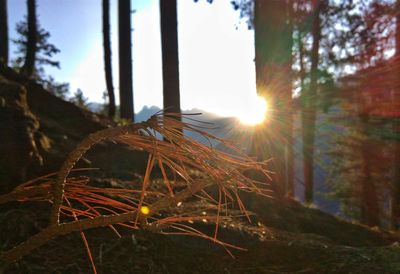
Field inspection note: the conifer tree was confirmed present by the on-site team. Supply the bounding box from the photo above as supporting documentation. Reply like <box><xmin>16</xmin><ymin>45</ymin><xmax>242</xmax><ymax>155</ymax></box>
<box><xmin>22</xmin><ymin>0</ymin><xmax>37</xmax><ymax>77</ymax></box>
<box><xmin>118</xmin><ymin>0</ymin><xmax>134</xmax><ymax>121</ymax></box>
<box><xmin>160</xmin><ymin>0</ymin><xmax>181</xmax><ymax>118</ymax></box>
<box><xmin>13</xmin><ymin>2</ymin><xmax>60</xmax><ymax>78</ymax></box>
<box><xmin>0</xmin><ymin>0</ymin><xmax>8</xmax><ymax>64</ymax></box>
<box><xmin>102</xmin><ymin>0</ymin><xmax>116</xmax><ymax>118</ymax></box>
<box><xmin>391</xmin><ymin>0</ymin><xmax>400</xmax><ymax>230</ymax></box>
<box><xmin>253</xmin><ymin>0</ymin><xmax>293</xmax><ymax>196</ymax></box>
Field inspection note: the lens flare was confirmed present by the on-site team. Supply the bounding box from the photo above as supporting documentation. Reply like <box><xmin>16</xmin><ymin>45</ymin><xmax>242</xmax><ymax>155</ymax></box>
<box><xmin>140</xmin><ymin>206</ymin><xmax>150</xmax><ymax>215</ymax></box>
<box><xmin>238</xmin><ymin>96</ymin><xmax>268</xmax><ymax>126</ymax></box>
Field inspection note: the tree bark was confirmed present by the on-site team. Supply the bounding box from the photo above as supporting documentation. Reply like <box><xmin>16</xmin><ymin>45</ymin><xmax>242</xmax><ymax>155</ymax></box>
<box><xmin>22</xmin><ymin>0</ymin><xmax>37</xmax><ymax>77</ymax></box>
<box><xmin>118</xmin><ymin>0</ymin><xmax>134</xmax><ymax>121</ymax></box>
<box><xmin>302</xmin><ymin>0</ymin><xmax>322</xmax><ymax>205</ymax></box>
<box><xmin>0</xmin><ymin>0</ymin><xmax>8</xmax><ymax>64</ymax></box>
<box><xmin>160</xmin><ymin>0</ymin><xmax>181</xmax><ymax>117</ymax></box>
<box><xmin>286</xmin><ymin>1</ymin><xmax>294</xmax><ymax>198</ymax></box>
<box><xmin>359</xmin><ymin>114</ymin><xmax>380</xmax><ymax>227</ymax></box>
<box><xmin>253</xmin><ymin>0</ymin><xmax>293</xmax><ymax>197</ymax></box>
<box><xmin>102</xmin><ymin>0</ymin><xmax>116</xmax><ymax>118</ymax></box>
<box><xmin>391</xmin><ymin>0</ymin><xmax>400</xmax><ymax>230</ymax></box>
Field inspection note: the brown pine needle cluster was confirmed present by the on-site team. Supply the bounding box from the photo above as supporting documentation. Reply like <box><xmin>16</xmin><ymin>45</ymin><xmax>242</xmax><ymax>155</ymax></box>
<box><xmin>0</xmin><ymin>113</ymin><xmax>273</xmax><ymax>265</ymax></box>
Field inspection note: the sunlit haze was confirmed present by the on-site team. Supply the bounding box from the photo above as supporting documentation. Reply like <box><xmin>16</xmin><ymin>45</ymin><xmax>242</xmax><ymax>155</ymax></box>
<box><xmin>8</xmin><ymin>0</ymin><xmax>258</xmax><ymax>121</ymax></box>
<box><xmin>237</xmin><ymin>95</ymin><xmax>268</xmax><ymax>126</ymax></box>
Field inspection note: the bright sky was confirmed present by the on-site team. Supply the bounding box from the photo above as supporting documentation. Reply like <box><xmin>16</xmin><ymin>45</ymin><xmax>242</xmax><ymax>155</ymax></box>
<box><xmin>8</xmin><ymin>0</ymin><xmax>265</xmax><ymax>122</ymax></box>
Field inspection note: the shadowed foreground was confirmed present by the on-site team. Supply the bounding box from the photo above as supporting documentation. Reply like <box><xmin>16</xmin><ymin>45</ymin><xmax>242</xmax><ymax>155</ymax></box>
<box><xmin>0</xmin><ymin>71</ymin><xmax>399</xmax><ymax>273</ymax></box>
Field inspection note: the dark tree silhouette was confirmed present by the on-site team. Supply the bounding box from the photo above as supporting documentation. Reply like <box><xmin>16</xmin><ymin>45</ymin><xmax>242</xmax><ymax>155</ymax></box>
<box><xmin>253</xmin><ymin>0</ymin><xmax>293</xmax><ymax>197</ymax></box>
<box><xmin>302</xmin><ymin>0</ymin><xmax>323</xmax><ymax>205</ymax></box>
<box><xmin>286</xmin><ymin>2</ymin><xmax>294</xmax><ymax>198</ymax></box>
<box><xmin>13</xmin><ymin>20</ymin><xmax>60</xmax><ymax>77</ymax></box>
<box><xmin>71</xmin><ymin>88</ymin><xmax>88</xmax><ymax>109</ymax></box>
<box><xmin>102</xmin><ymin>0</ymin><xmax>116</xmax><ymax>118</ymax></box>
<box><xmin>160</xmin><ymin>0</ymin><xmax>181</xmax><ymax>117</ymax></box>
<box><xmin>0</xmin><ymin>0</ymin><xmax>8</xmax><ymax>64</ymax></box>
<box><xmin>118</xmin><ymin>0</ymin><xmax>134</xmax><ymax>121</ymax></box>
<box><xmin>22</xmin><ymin>0</ymin><xmax>37</xmax><ymax>77</ymax></box>
<box><xmin>230</xmin><ymin>0</ymin><xmax>295</xmax><ymax>197</ymax></box>
<box><xmin>359</xmin><ymin>116</ymin><xmax>380</xmax><ymax>226</ymax></box>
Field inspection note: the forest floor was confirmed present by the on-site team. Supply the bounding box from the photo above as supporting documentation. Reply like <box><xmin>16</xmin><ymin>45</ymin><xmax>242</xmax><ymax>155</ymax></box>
<box><xmin>2</xmin><ymin>198</ymin><xmax>400</xmax><ymax>274</ymax></box>
<box><xmin>1</xmin><ymin>72</ymin><xmax>400</xmax><ymax>273</ymax></box>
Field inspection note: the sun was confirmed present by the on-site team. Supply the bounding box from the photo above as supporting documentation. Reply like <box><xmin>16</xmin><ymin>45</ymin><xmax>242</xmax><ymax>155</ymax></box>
<box><xmin>237</xmin><ymin>96</ymin><xmax>268</xmax><ymax>126</ymax></box>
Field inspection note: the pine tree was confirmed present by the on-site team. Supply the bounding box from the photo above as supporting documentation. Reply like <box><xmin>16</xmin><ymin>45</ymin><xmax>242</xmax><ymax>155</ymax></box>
<box><xmin>22</xmin><ymin>0</ymin><xmax>37</xmax><ymax>77</ymax></box>
<box><xmin>301</xmin><ymin>0</ymin><xmax>324</xmax><ymax>205</ymax></box>
<box><xmin>118</xmin><ymin>0</ymin><xmax>134</xmax><ymax>121</ymax></box>
<box><xmin>0</xmin><ymin>0</ymin><xmax>8</xmax><ymax>64</ymax></box>
<box><xmin>70</xmin><ymin>88</ymin><xmax>88</xmax><ymax>109</ymax></box>
<box><xmin>102</xmin><ymin>0</ymin><xmax>116</xmax><ymax>118</ymax></box>
<box><xmin>160</xmin><ymin>0</ymin><xmax>181</xmax><ymax>118</ymax></box>
<box><xmin>13</xmin><ymin>7</ymin><xmax>60</xmax><ymax>78</ymax></box>
<box><xmin>324</xmin><ymin>0</ymin><xmax>397</xmax><ymax>226</ymax></box>
<box><xmin>253</xmin><ymin>0</ymin><xmax>293</xmax><ymax>197</ymax></box>
<box><xmin>391</xmin><ymin>0</ymin><xmax>400</xmax><ymax>230</ymax></box>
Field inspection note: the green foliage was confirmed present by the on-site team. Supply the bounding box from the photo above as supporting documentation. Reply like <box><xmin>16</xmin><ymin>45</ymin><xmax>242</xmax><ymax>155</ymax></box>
<box><xmin>325</xmin><ymin>102</ymin><xmax>393</xmax><ymax>225</ymax></box>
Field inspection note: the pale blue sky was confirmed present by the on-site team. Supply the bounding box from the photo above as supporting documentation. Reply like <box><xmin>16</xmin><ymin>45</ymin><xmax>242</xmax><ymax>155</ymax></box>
<box><xmin>8</xmin><ymin>0</ymin><xmax>264</xmax><ymax>121</ymax></box>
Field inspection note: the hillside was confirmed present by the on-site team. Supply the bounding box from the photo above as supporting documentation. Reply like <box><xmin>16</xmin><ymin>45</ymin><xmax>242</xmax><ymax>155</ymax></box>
<box><xmin>1</xmin><ymin>70</ymin><xmax>400</xmax><ymax>273</ymax></box>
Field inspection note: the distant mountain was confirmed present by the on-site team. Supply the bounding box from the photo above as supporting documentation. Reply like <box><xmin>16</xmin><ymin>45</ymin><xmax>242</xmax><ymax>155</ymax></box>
<box><xmin>86</xmin><ymin>102</ymin><xmax>105</xmax><ymax>113</ymax></box>
<box><xmin>135</xmin><ymin>106</ymin><xmax>162</xmax><ymax>122</ymax></box>
<box><xmin>135</xmin><ymin>105</ymin><xmax>228</xmax><ymax>123</ymax></box>
<box><xmin>134</xmin><ymin>106</ymin><xmax>253</xmax><ymax>148</ymax></box>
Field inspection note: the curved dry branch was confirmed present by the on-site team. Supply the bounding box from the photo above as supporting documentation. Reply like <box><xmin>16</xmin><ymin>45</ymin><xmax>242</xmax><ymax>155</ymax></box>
<box><xmin>50</xmin><ymin>121</ymin><xmax>148</xmax><ymax>225</ymax></box>
<box><xmin>2</xmin><ymin>178</ymin><xmax>212</xmax><ymax>263</ymax></box>
<box><xmin>1</xmin><ymin>113</ymin><xmax>273</xmax><ymax>265</ymax></box>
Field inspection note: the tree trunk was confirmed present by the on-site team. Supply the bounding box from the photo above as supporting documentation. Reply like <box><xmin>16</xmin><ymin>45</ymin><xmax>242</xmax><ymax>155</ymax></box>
<box><xmin>160</xmin><ymin>0</ymin><xmax>181</xmax><ymax>117</ymax></box>
<box><xmin>118</xmin><ymin>0</ymin><xmax>134</xmax><ymax>121</ymax></box>
<box><xmin>391</xmin><ymin>0</ymin><xmax>400</xmax><ymax>230</ymax></box>
<box><xmin>286</xmin><ymin>1</ymin><xmax>294</xmax><ymax>198</ymax></box>
<box><xmin>392</xmin><ymin>113</ymin><xmax>400</xmax><ymax>230</ymax></box>
<box><xmin>295</xmin><ymin>21</ymin><xmax>307</xmax><ymax>199</ymax></box>
<box><xmin>22</xmin><ymin>0</ymin><xmax>37</xmax><ymax>77</ymax></box>
<box><xmin>0</xmin><ymin>0</ymin><xmax>8</xmax><ymax>64</ymax></box>
<box><xmin>287</xmin><ymin>110</ymin><xmax>294</xmax><ymax>197</ymax></box>
<box><xmin>102</xmin><ymin>0</ymin><xmax>116</xmax><ymax>118</ymax></box>
<box><xmin>359</xmin><ymin>114</ymin><xmax>380</xmax><ymax>227</ymax></box>
<box><xmin>253</xmin><ymin>0</ymin><xmax>293</xmax><ymax>197</ymax></box>
<box><xmin>302</xmin><ymin>0</ymin><xmax>322</xmax><ymax>205</ymax></box>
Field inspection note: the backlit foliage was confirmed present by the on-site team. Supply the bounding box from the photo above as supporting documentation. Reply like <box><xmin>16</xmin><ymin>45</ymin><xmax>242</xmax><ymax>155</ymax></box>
<box><xmin>0</xmin><ymin>113</ymin><xmax>272</xmax><ymax>265</ymax></box>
